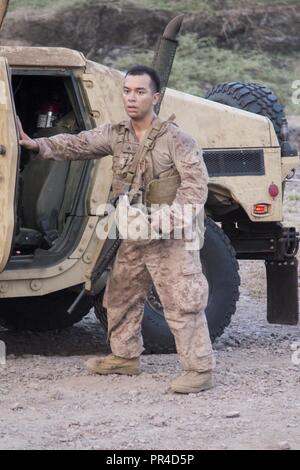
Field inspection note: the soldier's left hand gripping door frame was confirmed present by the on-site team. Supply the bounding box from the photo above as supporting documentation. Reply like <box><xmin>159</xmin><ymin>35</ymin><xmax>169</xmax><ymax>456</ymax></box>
<box><xmin>0</xmin><ymin>56</ymin><xmax>20</xmax><ymax>272</ymax></box>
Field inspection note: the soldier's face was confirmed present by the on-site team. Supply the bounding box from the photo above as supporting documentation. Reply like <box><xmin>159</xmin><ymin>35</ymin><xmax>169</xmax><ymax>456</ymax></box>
<box><xmin>123</xmin><ymin>74</ymin><xmax>160</xmax><ymax>120</ymax></box>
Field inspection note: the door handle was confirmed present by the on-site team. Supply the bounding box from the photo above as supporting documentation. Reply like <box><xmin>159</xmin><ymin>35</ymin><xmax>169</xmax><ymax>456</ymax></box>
<box><xmin>0</xmin><ymin>145</ymin><xmax>6</xmax><ymax>155</ymax></box>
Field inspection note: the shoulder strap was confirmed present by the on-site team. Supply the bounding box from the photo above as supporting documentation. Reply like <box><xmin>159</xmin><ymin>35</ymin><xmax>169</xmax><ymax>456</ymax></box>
<box><xmin>124</xmin><ymin>115</ymin><xmax>176</xmax><ymax>184</ymax></box>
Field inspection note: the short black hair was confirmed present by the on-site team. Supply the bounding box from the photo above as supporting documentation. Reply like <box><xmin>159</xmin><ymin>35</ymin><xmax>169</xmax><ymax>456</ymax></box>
<box><xmin>125</xmin><ymin>65</ymin><xmax>161</xmax><ymax>93</ymax></box>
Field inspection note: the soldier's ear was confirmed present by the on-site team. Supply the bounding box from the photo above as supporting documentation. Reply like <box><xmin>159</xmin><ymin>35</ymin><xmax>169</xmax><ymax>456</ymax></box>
<box><xmin>153</xmin><ymin>92</ymin><xmax>161</xmax><ymax>105</ymax></box>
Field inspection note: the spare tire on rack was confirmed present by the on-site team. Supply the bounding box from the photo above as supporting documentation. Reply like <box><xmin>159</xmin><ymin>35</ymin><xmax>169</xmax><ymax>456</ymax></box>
<box><xmin>205</xmin><ymin>81</ymin><xmax>285</xmax><ymax>142</ymax></box>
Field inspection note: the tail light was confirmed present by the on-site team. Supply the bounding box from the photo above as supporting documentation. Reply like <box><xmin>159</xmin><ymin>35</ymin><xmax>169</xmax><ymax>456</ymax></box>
<box><xmin>253</xmin><ymin>204</ymin><xmax>270</xmax><ymax>215</ymax></box>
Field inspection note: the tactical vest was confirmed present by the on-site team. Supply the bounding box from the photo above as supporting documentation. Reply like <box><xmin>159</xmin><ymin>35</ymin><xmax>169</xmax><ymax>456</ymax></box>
<box><xmin>111</xmin><ymin>116</ymin><xmax>181</xmax><ymax>206</ymax></box>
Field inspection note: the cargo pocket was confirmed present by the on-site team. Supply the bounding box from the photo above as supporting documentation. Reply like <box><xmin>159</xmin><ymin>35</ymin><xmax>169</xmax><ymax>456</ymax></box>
<box><xmin>180</xmin><ymin>249</ymin><xmax>203</xmax><ymax>275</ymax></box>
<box><xmin>179</xmin><ymin>259</ymin><xmax>208</xmax><ymax>312</ymax></box>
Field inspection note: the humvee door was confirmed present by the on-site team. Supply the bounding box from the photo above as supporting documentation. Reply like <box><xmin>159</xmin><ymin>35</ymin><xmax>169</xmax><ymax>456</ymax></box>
<box><xmin>0</xmin><ymin>56</ymin><xmax>19</xmax><ymax>271</ymax></box>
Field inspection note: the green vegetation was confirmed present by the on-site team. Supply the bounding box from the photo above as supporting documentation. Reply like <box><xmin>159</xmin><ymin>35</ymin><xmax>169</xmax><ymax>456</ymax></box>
<box><xmin>10</xmin><ymin>0</ymin><xmax>82</xmax><ymax>11</ymax></box>
<box><xmin>128</xmin><ymin>0</ymin><xmax>300</xmax><ymax>14</ymax></box>
<box><xmin>9</xmin><ymin>0</ymin><xmax>300</xmax><ymax>13</ymax></box>
<box><xmin>7</xmin><ymin>0</ymin><xmax>300</xmax><ymax>113</ymax></box>
<box><xmin>287</xmin><ymin>192</ymin><xmax>300</xmax><ymax>202</ymax></box>
<box><xmin>104</xmin><ymin>35</ymin><xmax>300</xmax><ymax>113</ymax></box>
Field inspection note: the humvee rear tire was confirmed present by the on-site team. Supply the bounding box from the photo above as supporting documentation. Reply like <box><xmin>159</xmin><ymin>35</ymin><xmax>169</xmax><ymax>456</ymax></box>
<box><xmin>205</xmin><ymin>82</ymin><xmax>285</xmax><ymax>141</ymax></box>
<box><xmin>0</xmin><ymin>288</ymin><xmax>92</xmax><ymax>331</ymax></box>
<box><xmin>94</xmin><ymin>218</ymin><xmax>240</xmax><ymax>353</ymax></box>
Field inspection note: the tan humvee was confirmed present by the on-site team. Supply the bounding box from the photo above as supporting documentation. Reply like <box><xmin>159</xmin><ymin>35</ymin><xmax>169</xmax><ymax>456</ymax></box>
<box><xmin>0</xmin><ymin>1</ymin><xmax>298</xmax><ymax>351</ymax></box>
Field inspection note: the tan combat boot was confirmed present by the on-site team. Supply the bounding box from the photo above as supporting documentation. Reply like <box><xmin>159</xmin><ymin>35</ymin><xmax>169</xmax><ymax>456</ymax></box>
<box><xmin>170</xmin><ymin>371</ymin><xmax>213</xmax><ymax>394</ymax></box>
<box><xmin>85</xmin><ymin>354</ymin><xmax>141</xmax><ymax>376</ymax></box>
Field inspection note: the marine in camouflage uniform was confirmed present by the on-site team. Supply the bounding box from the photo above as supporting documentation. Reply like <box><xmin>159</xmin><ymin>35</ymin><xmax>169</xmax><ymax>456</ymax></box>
<box><xmin>19</xmin><ymin>66</ymin><xmax>215</xmax><ymax>393</ymax></box>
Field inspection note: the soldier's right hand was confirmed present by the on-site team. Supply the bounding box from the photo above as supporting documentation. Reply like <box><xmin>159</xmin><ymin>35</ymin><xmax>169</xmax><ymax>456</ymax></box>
<box><xmin>17</xmin><ymin>116</ymin><xmax>39</xmax><ymax>153</ymax></box>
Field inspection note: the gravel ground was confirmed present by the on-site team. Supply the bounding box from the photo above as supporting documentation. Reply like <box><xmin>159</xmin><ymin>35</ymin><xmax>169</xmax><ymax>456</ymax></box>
<box><xmin>0</xmin><ymin>291</ymin><xmax>299</xmax><ymax>451</ymax></box>
<box><xmin>0</xmin><ymin>122</ymin><xmax>299</xmax><ymax>451</ymax></box>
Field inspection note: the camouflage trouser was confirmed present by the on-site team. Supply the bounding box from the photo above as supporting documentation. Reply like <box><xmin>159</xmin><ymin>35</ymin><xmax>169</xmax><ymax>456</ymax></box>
<box><xmin>103</xmin><ymin>238</ymin><xmax>215</xmax><ymax>372</ymax></box>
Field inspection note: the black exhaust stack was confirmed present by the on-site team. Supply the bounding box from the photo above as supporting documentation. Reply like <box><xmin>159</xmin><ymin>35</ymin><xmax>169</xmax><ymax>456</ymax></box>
<box><xmin>152</xmin><ymin>15</ymin><xmax>184</xmax><ymax>115</ymax></box>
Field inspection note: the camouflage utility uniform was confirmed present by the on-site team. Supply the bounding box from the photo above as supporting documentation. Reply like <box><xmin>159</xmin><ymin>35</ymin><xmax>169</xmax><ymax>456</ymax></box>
<box><xmin>33</xmin><ymin>117</ymin><xmax>215</xmax><ymax>373</ymax></box>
